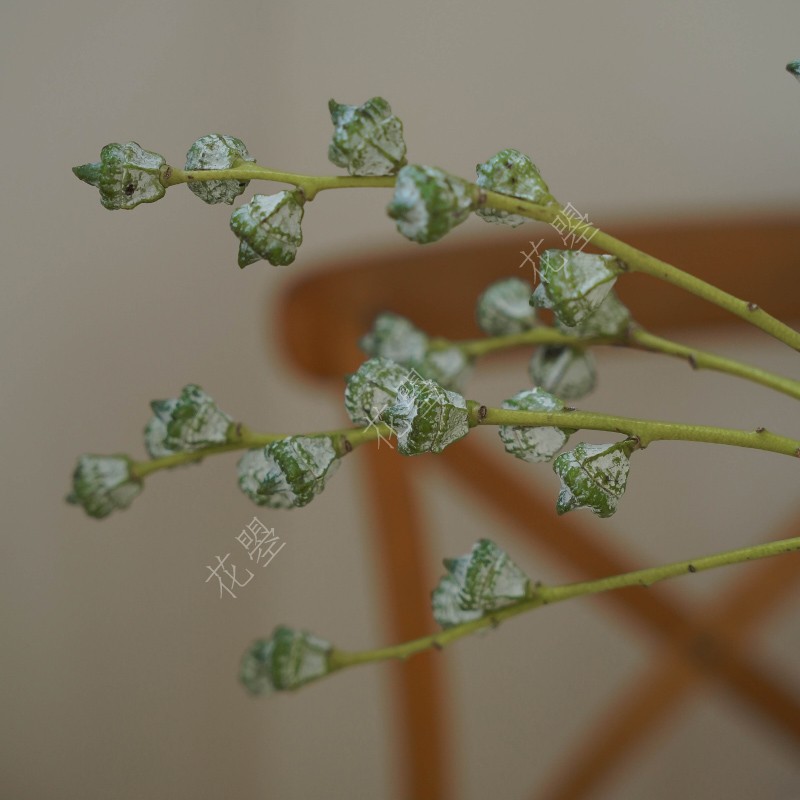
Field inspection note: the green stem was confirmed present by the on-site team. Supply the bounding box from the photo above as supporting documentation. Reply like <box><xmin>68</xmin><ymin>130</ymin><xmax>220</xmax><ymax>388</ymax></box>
<box><xmin>482</xmin><ymin>191</ymin><xmax>800</xmax><ymax>351</ymax></box>
<box><xmin>477</xmin><ymin>405</ymin><xmax>800</xmax><ymax>456</ymax></box>
<box><xmin>162</xmin><ymin>163</ymin><xmax>394</xmax><ymax>201</ymax></box>
<box><xmin>329</xmin><ymin>535</ymin><xmax>800</xmax><ymax>671</ymax></box>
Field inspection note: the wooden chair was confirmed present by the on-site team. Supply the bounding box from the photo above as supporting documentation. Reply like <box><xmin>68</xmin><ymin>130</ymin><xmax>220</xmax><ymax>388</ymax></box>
<box><xmin>274</xmin><ymin>216</ymin><xmax>800</xmax><ymax>799</ymax></box>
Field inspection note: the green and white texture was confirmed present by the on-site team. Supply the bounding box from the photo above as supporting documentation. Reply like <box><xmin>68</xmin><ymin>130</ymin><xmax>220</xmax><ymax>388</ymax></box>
<box><xmin>66</xmin><ymin>455</ymin><xmax>143</xmax><ymax>519</ymax></box>
<box><xmin>431</xmin><ymin>539</ymin><xmax>531</xmax><ymax>628</ymax></box>
<box><xmin>498</xmin><ymin>388</ymin><xmax>575</xmax><ymax>463</ymax></box>
<box><xmin>476</xmin><ymin>277</ymin><xmax>538</xmax><ymax>336</ymax></box>
<box><xmin>185</xmin><ymin>134</ymin><xmax>255</xmax><ymax>205</ymax></box>
<box><xmin>328</xmin><ymin>97</ymin><xmax>407</xmax><ymax>176</ymax></box>
<box><xmin>230</xmin><ymin>191</ymin><xmax>305</xmax><ymax>268</ymax></box>
<box><xmin>529</xmin><ymin>346</ymin><xmax>596</xmax><ymax>400</ymax></box>
<box><xmin>237</xmin><ymin>436</ymin><xmax>341</xmax><ymax>509</ymax></box>
<box><xmin>73</xmin><ymin>142</ymin><xmax>166</xmax><ymax>210</ymax></box>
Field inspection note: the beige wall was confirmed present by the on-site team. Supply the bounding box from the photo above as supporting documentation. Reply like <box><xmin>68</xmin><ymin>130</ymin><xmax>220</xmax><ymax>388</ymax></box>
<box><xmin>2</xmin><ymin>1</ymin><xmax>800</xmax><ymax>797</ymax></box>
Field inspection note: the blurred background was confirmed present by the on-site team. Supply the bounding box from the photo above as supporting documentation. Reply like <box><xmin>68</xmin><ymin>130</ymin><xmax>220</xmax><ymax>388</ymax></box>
<box><xmin>2</xmin><ymin>1</ymin><xmax>799</xmax><ymax>798</ymax></box>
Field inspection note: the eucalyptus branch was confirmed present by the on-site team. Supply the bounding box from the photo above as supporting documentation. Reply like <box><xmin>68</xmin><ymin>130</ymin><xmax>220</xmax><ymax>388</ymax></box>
<box><xmin>327</xmin><ymin>535</ymin><xmax>800</xmax><ymax>675</ymax></box>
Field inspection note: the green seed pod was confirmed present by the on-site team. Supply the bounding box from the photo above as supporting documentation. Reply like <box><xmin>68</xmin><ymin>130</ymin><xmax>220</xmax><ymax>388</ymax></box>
<box><xmin>144</xmin><ymin>384</ymin><xmax>232</xmax><ymax>458</ymax></box>
<box><xmin>531</xmin><ymin>249</ymin><xmax>624</xmax><ymax>328</ymax></box>
<box><xmin>787</xmin><ymin>61</ymin><xmax>800</xmax><ymax>82</ymax></box>
<box><xmin>498</xmin><ymin>388</ymin><xmax>576</xmax><ymax>463</ymax></box>
<box><xmin>431</xmin><ymin>539</ymin><xmax>531</xmax><ymax>628</ymax></box>
<box><xmin>476</xmin><ymin>277</ymin><xmax>537</xmax><ymax>336</ymax></box>
<box><xmin>230</xmin><ymin>191</ymin><xmax>304</xmax><ymax>268</ymax></box>
<box><xmin>529</xmin><ymin>346</ymin><xmax>596</xmax><ymax>400</ymax></box>
<box><xmin>66</xmin><ymin>454</ymin><xmax>142</xmax><ymax>519</ymax></box>
<box><xmin>475</xmin><ymin>148</ymin><xmax>554</xmax><ymax>227</ymax></box>
<box><xmin>185</xmin><ymin>134</ymin><xmax>255</xmax><ymax>205</ymax></box>
<box><xmin>387</xmin><ymin>165</ymin><xmax>477</xmax><ymax>244</ymax></box>
<box><xmin>240</xmin><ymin>626</ymin><xmax>332</xmax><ymax>694</ymax></box>
<box><xmin>360</xmin><ymin>312</ymin><xmax>429</xmax><ymax>366</ymax></box>
<box><xmin>553</xmin><ymin>440</ymin><xmax>635</xmax><ymax>518</ymax></box>
<box><xmin>383</xmin><ymin>379</ymin><xmax>469</xmax><ymax>455</ymax></box>
<box><xmin>328</xmin><ymin>97</ymin><xmax>407</xmax><ymax>176</ymax></box>
<box><xmin>73</xmin><ymin>142</ymin><xmax>166</xmax><ymax>210</ymax></box>
<box><xmin>237</xmin><ymin>436</ymin><xmax>340</xmax><ymax>509</ymax></box>
<box><xmin>344</xmin><ymin>357</ymin><xmax>413</xmax><ymax>425</ymax></box>
<box><xmin>555</xmin><ymin>290</ymin><xmax>632</xmax><ymax>338</ymax></box>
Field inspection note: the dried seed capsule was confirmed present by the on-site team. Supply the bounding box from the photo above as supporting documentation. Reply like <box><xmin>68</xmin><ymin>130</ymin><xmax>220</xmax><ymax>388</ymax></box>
<box><xmin>553</xmin><ymin>441</ymin><xmax>635</xmax><ymax>518</ymax></box>
<box><xmin>431</xmin><ymin>539</ymin><xmax>531</xmax><ymax>628</ymax></box>
<box><xmin>144</xmin><ymin>384</ymin><xmax>232</xmax><ymax>458</ymax></box>
<box><xmin>498</xmin><ymin>388</ymin><xmax>575</xmax><ymax>463</ymax></box>
<box><xmin>66</xmin><ymin>454</ymin><xmax>142</xmax><ymax>519</ymax></box>
<box><xmin>476</xmin><ymin>277</ymin><xmax>537</xmax><ymax>336</ymax></box>
<box><xmin>529</xmin><ymin>346</ymin><xmax>596</xmax><ymax>400</ymax></box>
<box><xmin>475</xmin><ymin>148</ymin><xmax>554</xmax><ymax>227</ymax></box>
<box><xmin>387</xmin><ymin>165</ymin><xmax>478</xmax><ymax>244</ymax></box>
<box><xmin>237</xmin><ymin>436</ymin><xmax>340</xmax><ymax>509</ymax></box>
<box><xmin>383</xmin><ymin>377</ymin><xmax>469</xmax><ymax>455</ymax></box>
<box><xmin>184</xmin><ymin>134</ymin><xmax>255</xmax><ymax>205</ymax></box>
<box><xmin>344</xmin><ymin>357</ymin><xmax>413</xmax><ymax>425</ymax></box>
<box><xmin>787</xmin><ymin>61</ymin><xmax>800</xmax><ymax>82</ymax></box>
<box><xmin>531</xmin><ymin>249</ymin><xmax>624</xmax><ymax>327</ymax></box>
<box><xmin>328</xmin><ymin>97</ymin><xmax>407</xmax><ymax>176</ymax></box>
<box><xmin>240</xmin><ymin>626</ymin><xmax>332</xmax><ymax>694</ymax></box>
<box><xmin>230</xmin><ymin>191</ymin><xmax>304</xmax><ymax>268</ymax></box>
<box><xmin>555</xmin><ymin>290</ymin><xmax>632</xmax><ymax>338</ymax></box>
<box><xmin>73</xmin><ymin>142</ymin><xmax>166</xmax><ymax>210</ymax></box>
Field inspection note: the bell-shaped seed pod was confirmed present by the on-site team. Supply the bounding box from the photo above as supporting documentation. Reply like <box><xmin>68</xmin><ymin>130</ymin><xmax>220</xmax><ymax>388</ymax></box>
<box><xmin>328</xmin><ymin>97</ymin><xmax>407</xmax><ymax>176</ymax></box>
<box><xmin>531</xmin><ymin>249</ymin><xmax>624</xmax><ymax>328</ymax></box>
<box><xmin>476</xmin><ymin>277</ymin><xmax>537</xmax><ymax>336</ymax></box>
<box><xmin>498</xmin><ymin>388</ymin><xmax>576</xmax><ymax>463</ymax></box>
<box><xmin>184</xmin><ymin>134</ymin><xmax>255</xmax><ymax>205</ymax></box>
<box><xmin>529</xmin><ymin>346</ymin><xmax>596</xmax><ymax>400</ymax></box>
<box><xmin>344</xmin><ymin>357</ymin><xmax>413</xmax><ymax>425</ymax></box>
<box><xmin>66</xmin><ymin>454</ymin><xmax>143</xmax><ymax>519</ymax></box>
<box><xmin>787</xmin><ymin>61</ymin><xmax>800</xmax><ymax>82</ymax></box>
<box><xmin>475</xmin><ymin>148</ymin><xmax>554</xmax><ymax>227</ymax></box>
<box><xmin>230</xmin><ymin>191</ymin><xmax>304</xmax><ymax>268</ymax></box>
<box><xmin>553</xmin><ymin>440</ymin><xmax>635</xmax><ymax>518</ymax></box>
<box><xmin>419</xmin><ymin>347</ymin><xmax>472</xmax><ymax>394</ymax></box>
<box><xmin>383</xmin><ymin>379</ymin><xmax>469</xmax><ymax>455</ymax></box>
<box><xmin>387</xmin><ymin>165</ymin><xmax>478</xmax><ymax>244</ymax></box>
<box><xmin>360</xmin><ymin>312</ymin><xmax>429</xmax><ymax>366</ymax></box>
<box><xmin>237</xmin><ymin>436</ymin><xmax>341</xmax><ymax>509</ymax></box>
<box><xmin>555</xmin><ymin>290</ymin><xmax>632</xmax><ymax>338</ymax></box>
<box><xmin>73</xmin><ymin>142</ymin><xmax>166</xmax><ymax>210</ymax></box>
<box><xmin>431</xmin><ymin>539</ymin><xmax>531</xmax><ymax>628</ymax></box>
<box><xmin>144</xmin><ymin>384</ymin><xmax>233</xmax><ymax>458</ymax></box>
<box><xmin>240</xmin><ymin>626</ymin><xmax>333</xmax><ymax>694</ymax></box>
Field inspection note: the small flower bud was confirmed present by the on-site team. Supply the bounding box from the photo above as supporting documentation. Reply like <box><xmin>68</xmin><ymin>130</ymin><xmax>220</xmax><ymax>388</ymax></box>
<box><xmin>554</xmin><ymin>290</ymin><xmax>632</xmax><ymax>338</ymax></box>
<box><xmin>344</xmin><ymin>357</ymin><xmax>413</xmax><ymax>425</ymax></box>
<box><xmin>787</xmin><ymin>60</ymin><xmax>800</xmax><ymax>82</ymax></box>
<box><xmin>553</xmin><ymin>441</ymin><xmax>634</xmax><ymax>518</ymax></box>
<box><xmin>144</xmin><ymin>384</ymin><xmax>232</xmax><ymax>458</ymax></box>
<box><xmin>383</xmin><ymin>377</ymin><xmax>469</xmax><ymax>455</ymax></box>
<box><xmin>476</xmin><ymin>278</ymin><xmax>537</xmax><ymax>336</ymax></box>
<box><xmin>431</xmin><ymin>539</ymin><xmax>531</xmax><ymax>628</ymax></box>
<box><xmin>531</xmin><ymin>249</ymin><xmax>624</xmax><ymax>328</ymax></box>
<box><xmin>529</xmin><ymin>346</ymin><xmax>596</xmax><ymax>400</ymax></box>
<box><xmin>184</xmin><ymin>134</ymin><xmax>255</xmax><ymax>205</ymax></box>
<box><xmin>66</xmin><ymin>454</ymin><xmax>142</xmax><ymax>519</ymax></box>
<box><xmin>498</xmin><ymin>388</ymin><xmax>575</xmax><ymax>463</ymax></box>
<box><xmin>73</xmin><ymin>142</ymin><xmax>166</xmax><ymax>210</ymax></box>
<box><xmin>475</xmin><ymin>148</ymin><xmax>554</xmax><ymax>227</ymax></box>
<box><xmin>240</xmin><ymin>626</ymin><xmax>333</xmax><ymax>694</ymax></box>
<box><xmin>230</xmin><ymin>191</ymin><xmax>304</xmax><ymax>268</ymax></box>
<box><xmin>387</xmin><ymin>165</ymin><xmax>478</xmax><ymax>244</ymax></box>
<box><xmin>328</xmin><ymin>97</ymin><xmax>407</xmax><ymax>176</ymax></box>
<box><xmin>237</xmin><ymin>436</ymin><xmax>340</xmax><ymax>509</ymax></box>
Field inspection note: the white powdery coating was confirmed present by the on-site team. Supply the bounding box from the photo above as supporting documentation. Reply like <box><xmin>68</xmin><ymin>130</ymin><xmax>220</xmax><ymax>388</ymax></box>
<box><xmin>76</xmin><ymin>455</ymin><xmax>141</xmax><ymax>515</ymax></box>
<box><xmin>431</xmin><ymin>575</ymin><xmax>484</xmax><ymax>628</ymax></box>
<box><xmin>361</xmin><ymin>313</ymin><xmax>428</xmax><ymax>364</ymax></box>
<box><xmin>289</xmin><ymin>632</ymin><xmax>332</xmax><ymax>685</ymax></box>
<box><xmin>344</xmin><ymin>358</ymin><xmax>411</xmax><ymax>425</ymax></box>
<box><xmin>498</xmin><ymin>388</ymin><xmax>571</xmax><ymax>463</ymax></box>
<box><xmin>476</xmin><ymin>278</ymin><xmax>536</xmax><ymax>336</ymax></box>
<box><xmin>185</xmin><ymin>134</ymin><xmax>254</xmax><ymax>205</ymax></box>
<box><xmin>529</xmin><ymin>348</ymin><xmax>596</xmax><ymax>400</ymax></box>
<box><xmin>332</xmin><ymin>105</ymin><xmax>398</xmax><ymax>176</ymax></box>
<box><xmin>144</xmin><ymin>416</ymin><xmax>172</xmax><ymax>458</ymax></box>
<box><xmin>237</xmin><ymin>448</ymin><xmax>279</xmax><ymax>506</ymax></box>
<box><xmin>391</xmin><ymin>386</ymin><xmax>469</xmax><ymax>454</ymax></box>
<box><xmin>557</xmin><ymin>291</ymin><xmax>631</xmax><ymax>337</ymax></box>
<box><xmin>422</xmin><ymin>347</ymin><xmax>471</xmax><ymax>392</ymax></box>
<box><xmin>392</xmin><ymin>173</ymin><xmax>429</xmax><ymax>240</ymax></box>
<box><xmin>542</xmin><ymin>251</ymin><xmax>619</xmax><ymax>326</ymax></box>
<box><xmin>449</xmin><ymin>544</ymin><xmax>529</xmax><ymax>606</ymax></box>
<box><xmin>556</xmin><ymin>442</ymin><xmax>631</xmax><ymax>516</ymax></box>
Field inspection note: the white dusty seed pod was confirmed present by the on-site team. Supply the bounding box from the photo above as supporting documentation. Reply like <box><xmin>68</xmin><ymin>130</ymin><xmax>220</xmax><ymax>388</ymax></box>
<box><xmin>498</xmin><ymin>387</ymin><xmax>575</xmax><ymax>463</ymax></box>
<box><xmin>185</xmin><ymin>134</ymin><xmax>255</xmax><ymax>205</ymax></box>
